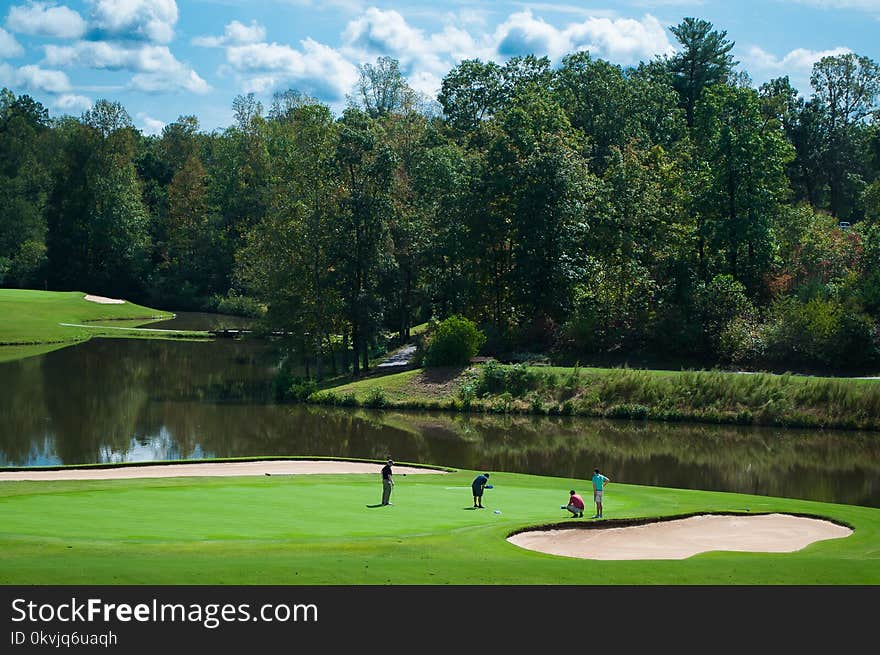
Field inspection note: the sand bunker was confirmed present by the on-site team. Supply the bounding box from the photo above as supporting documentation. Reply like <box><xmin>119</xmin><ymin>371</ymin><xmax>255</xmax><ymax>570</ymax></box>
<box><xmin>0</xmin><ymin>460</ymin><xmax>448</xmax><ymax>481</ymax></box>
<box><xmin>508</xmin><ymin>513</ymin><xmax>852</xmax><ymax>560</ymax></box>
<box><xmin>84</xmin><ymin>294</ymin><xmax>125</xmax><ymax>304</ymax></box>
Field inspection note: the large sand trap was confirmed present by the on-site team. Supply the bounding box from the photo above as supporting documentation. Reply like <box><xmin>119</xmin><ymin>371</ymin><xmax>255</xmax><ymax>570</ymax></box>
<box><xmin>508</xmin><ymin>513</ymin><xmax>852</xmax><ymax>560</ymax></box>
<box><xmin>0</xmin><ymin>460</ymin><xmax>448</xmax><ymax>481</ymax></box>
<box><xmin>84</xmin><ymin>294</ymin><xmax>125</xmax><ymax>304</ymax></box>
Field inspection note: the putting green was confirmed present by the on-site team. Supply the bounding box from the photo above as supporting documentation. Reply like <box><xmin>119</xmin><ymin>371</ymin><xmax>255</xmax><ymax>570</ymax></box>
<box><xmin>0</xmin><ymin>464</ymin><xmax>878</xmax><ymax>584</ymax></box>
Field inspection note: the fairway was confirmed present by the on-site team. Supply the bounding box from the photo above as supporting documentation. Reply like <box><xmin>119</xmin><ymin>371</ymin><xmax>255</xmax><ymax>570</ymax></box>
<box><xmin>0</xmin><ymin>290</ymin><xmax>206</xmax><ymax>362</ymax></box>
<box><xmin>1</xmin><ymin>462</ymin><xmax>878</xmax><ymax>585</ymax></box>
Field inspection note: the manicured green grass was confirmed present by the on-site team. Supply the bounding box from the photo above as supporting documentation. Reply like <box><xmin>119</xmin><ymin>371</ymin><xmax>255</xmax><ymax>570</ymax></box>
<box><xmin>0</xmin><ymin>289</ymin><xmax>210</xmax><ymax>361</ymax></box>
<box><xmin>0</xmin><ymin>463</ymin><xmax>877</xmax><ymax>584</ymax></box>
<box><xmin>327</xmin><ymin>368</ymin><xmax>428</xmax><ymax>403</ymax></box>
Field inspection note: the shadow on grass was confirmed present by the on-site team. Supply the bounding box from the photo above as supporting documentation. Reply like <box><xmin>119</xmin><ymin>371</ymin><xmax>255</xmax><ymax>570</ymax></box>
<box><xmin>418</xmin><ymin>367</ymin><xmax>467</xmax><ymax>385</ymax></box>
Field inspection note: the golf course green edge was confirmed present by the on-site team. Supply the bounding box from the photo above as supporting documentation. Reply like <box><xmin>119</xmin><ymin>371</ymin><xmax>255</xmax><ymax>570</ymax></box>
<box><xmin>1</xmin><ymin>460</ymin><xmax>878</xmax><ymax>584</ymax></box>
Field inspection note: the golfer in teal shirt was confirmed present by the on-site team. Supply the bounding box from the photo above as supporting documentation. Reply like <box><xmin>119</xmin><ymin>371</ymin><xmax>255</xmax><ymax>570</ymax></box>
<box><xmin>591</xmin><ymin>468</ymin><xmax>610</xmax><ymax>518</ymax></box>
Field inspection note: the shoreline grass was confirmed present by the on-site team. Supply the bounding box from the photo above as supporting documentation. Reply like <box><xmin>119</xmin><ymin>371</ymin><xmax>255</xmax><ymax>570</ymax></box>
<box><xmin>1</xmin><ymin>461</ymin><xmax>876</xmax><ymax>584</ymax></box>
<box><xmin>304</xmin><ymin>363</ymin><xmax>880</xmax><ymax>431</ymax></box>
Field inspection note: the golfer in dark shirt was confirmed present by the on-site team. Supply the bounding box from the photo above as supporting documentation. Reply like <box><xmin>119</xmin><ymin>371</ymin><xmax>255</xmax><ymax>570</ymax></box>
<box><xmin>472</xmin><ymin>473</ymin><xmax>490</xmax><ymax>508</ymax></box>
<box><xmin>381</xmin><ymin>459</ymin><xmax>394</xmax><ymax>506</ymax></box>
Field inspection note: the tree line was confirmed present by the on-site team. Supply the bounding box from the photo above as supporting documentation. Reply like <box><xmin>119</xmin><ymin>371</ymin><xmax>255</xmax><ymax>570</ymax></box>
<box><xmin>2</xmin><ymin>18</ymin><xmax>880</xmax><ymax>374</ymax></box>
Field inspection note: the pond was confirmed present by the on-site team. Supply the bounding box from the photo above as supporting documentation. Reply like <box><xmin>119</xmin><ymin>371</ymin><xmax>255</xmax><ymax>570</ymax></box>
<box><xmin>1</xmin><ymin>320</ymin><xmax>878</xmax><ymax>508</ymax></box>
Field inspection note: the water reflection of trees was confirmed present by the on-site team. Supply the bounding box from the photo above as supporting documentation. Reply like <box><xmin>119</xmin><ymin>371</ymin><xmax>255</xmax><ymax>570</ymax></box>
<box><xmin>2</xmin><ymin>340</ymin><xmax>878</xmax><ymax>506</ymax></box>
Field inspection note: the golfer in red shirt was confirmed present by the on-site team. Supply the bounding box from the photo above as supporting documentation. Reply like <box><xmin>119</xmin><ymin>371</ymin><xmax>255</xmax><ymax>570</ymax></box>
<box><xmin>562</xmin><ymin>490</ymin><xmax>585</xmax><ymax>518</ymax></box>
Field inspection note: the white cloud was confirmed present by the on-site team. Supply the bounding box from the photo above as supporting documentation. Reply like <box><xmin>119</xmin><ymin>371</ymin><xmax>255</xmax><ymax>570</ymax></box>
<box><xmin>131</xmin><ymin>67</ymin><xmax>209</xmax><ymax>94</ymax></box>
<box><xmin>745</xmin><ymin>44</ymin><xmax>853</xmax><ymax>91</ymax></box>
<box><xmin>53</xmin><ymin>92</ymin><xmax>92</xmax><ymax>112</ymax></box>
<box><xmin>87</xmin><ymin>0</ymin><xmax>178</xmax><ymax>43</ymax></box>
<box><xmin>44</xmin><ymin>41</ymin><xmax>210</xmax><ymax>93</ymax></box>
<box><xmin>193</xmin><ymin>19</ymin><xmax>266</xmax><ymax>47</ymax></box>
<box><xmin>225</xmin><ymin>38</ymin><xmax>359</xmax><ymax>101</ymax></box>
<box><xmin>629</xmin><ymin>0</ymin><xmax>704</xmax><ymax>6</ymax></box>
<box><xmin>15</xmin><ymin>63</ymin><xmax>71</xmax><ymax>92</ymax></box>
<box><xmin>787</xmin><ymin>0</ymin><xmax>880</xmax><ymax>9</ymax></box>
<box><xmin>340</xmin><ymin>7</ymin><xmax>497</xmax><ymax>91</ymax></box>
<box><xmin>136</xmin><ymin>111</ymin><xmax>164</xmax><ymax>134</ymax></box>
<box><xmin>495</xmin><ymin>10</ymin><xmax>674</xmax><ymax>65</ymax></box>
<box><xmin>747</xmin><ymin>45</ymin><xmax>852</xmax><ymax>72</ymax></box>
<box><xmin>335</xmin><ymin>8</ymin><xmax>675</xmax><ymax>99</ymax></box>
<box><xmin>6</xmin><ymin>2</ymin><xmax>87</xmax><ymax>39</ymax></box>
<box><xmin>0</xmin><ymin>27</ymin><xmax>24</xmax><ymax>58</ymax></box>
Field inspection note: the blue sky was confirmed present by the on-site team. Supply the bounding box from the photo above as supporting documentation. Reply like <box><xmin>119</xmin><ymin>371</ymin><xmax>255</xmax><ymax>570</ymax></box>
<box><xmin>1</xmin><ymin>0</ymin><xmax>878</xmax><ymax>134</ymax></box>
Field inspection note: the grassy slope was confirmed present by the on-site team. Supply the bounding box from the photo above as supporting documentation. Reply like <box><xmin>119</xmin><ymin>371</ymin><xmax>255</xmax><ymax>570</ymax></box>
<box><xmin>0</xmin><ymin>466</ymin><xmax>877</xmax><ymax>585</ymax></box>
<box><xmin>0</xmin><ymin>290</ymin><xmax>209</xmax><ymax>359</ymax></box>
<box><xmin>313</xmin><ymin>365</ymin><xmax>880</xmax><ymax>430</ymax></box>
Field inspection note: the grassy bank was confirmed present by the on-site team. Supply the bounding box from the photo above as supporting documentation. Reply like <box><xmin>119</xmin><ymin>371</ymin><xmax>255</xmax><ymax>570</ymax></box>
<box><xmin>0</xmin><ymin>462</ymin><xmax>876</xmax><ymax>584</ymax></box>
<box><xmin>306</xmin><ymin>363</ymin><xmax>880</xmax><ymax>430</ymax></box>
<box><xmin>0</xmin><ymin>289</ymin><xmax>210</xmax><ymax>361</ymax></box>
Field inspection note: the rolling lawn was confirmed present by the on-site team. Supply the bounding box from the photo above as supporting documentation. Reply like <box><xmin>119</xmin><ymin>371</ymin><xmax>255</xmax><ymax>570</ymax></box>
<box><xmin>0</xmin><ymin>289</ymin><xmax>208</xmax><ymax>361</ymax></box>
<box><xmin>1</xmin><ymin>464</ymin><xmax>877</xmax><ymax>585</ymax></box>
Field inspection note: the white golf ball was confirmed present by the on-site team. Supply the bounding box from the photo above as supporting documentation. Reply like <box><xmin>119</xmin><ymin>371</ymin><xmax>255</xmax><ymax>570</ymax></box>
<box><xmin>493</xmin><ymin>510</ymin><xmax>501</xmax><ymax>514</ymax></box>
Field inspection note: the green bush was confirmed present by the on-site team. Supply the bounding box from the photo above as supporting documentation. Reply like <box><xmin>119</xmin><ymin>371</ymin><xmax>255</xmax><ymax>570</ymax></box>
<box><xmin>209</xmin><ymin>291</ymin><xmax>266</xmax><ymax>318</ymax></box>
<box><xmin>458</xmin><ymin>380</ymin><xmax>477</xmax><ymax>410</ymax></box>
<box><xmin>761</xmin><ymin>297</ymin><xmax>879</xmax><ymax>370</ymax></box>
<box><xmin>474</xmin><ymin>362</ymin><xmax>539</xmax><ymax>397</ymax></box>
<box><xmin>289</xmin><ymin>378</ymin><xmax>318</xmax><ymax>402</ymax></box>
<box><xmin>364</xmin><ymin>387</ymin><xmax>388</xmax><ymax>408</ymax></box>
<box><xmin>605</xmin><ymin>403</ymin><xmax>649</xmax><ymax>419</ymax></box>
<box><xmin>424</xmin><ymin>316</ymin><xmax>486</xmax><ymax>367</ymax></box>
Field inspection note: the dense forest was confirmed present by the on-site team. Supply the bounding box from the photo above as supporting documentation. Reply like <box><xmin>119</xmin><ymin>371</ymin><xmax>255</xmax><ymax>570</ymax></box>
<box><xmin>2</xmin><ymin>18</ymin><xmax>880</xmax><ymax>375</ymax></box>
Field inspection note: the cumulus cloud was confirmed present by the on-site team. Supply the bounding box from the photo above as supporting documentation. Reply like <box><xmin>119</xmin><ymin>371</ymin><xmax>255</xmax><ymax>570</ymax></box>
<box><xmin>193</xmin><ymin>20</ymin><xmax>266</xmax><ymax>47</ymax></box>
<box><xmin>0</xmin><ymin>27</ymin><xmax>24</xmax><ymax>58</ymax></box>
<box><xmin>6</xmin><ymin>2</ymin><xmax>87</xmax><ymax>39</ymax></box>
<box><xmin>14</xmin><ymin>63</ymin><xmax>71</xmax><ymax>92</ymax></box>
<box><xmin>53</xmin><ymin>92</ymin><xmax>92</xmax><ymax>113</ymax></box>
<box><xmin>44</xmin><ymin>41</ymin><xmax>210</xmax><ymax>93</ymax></box>
<box><xmin>788</xmin><ymin>0</ymin><xmax>880</xmax><ymax>10</ymax></box>
<box><xmin>495</xmin><ymin>10</ymin><xmax>674</xmax><ymax>65</ymax></box>
<box><xmin>87</xmin><ymin>0</ymin><xmax>178</xmax><ymax>43</ymax></box>
<box><xmin>224</xmin><ymin>38</ymin><xmax>359</xmax><ymax>101</ymax></box>
<box><xmin>747</xmin><ymin>45</ymin><xmax>853</xmax><ymax>72</ymax></box>
<box><xmin>136</xmin><ymin>111</ymin><xmax>164</xmax><ymax>134</ymax></box>
<box><xmin>744</xmin><ymin>44</ymin><xmax>853</xmax><ymax>90</ymax></box>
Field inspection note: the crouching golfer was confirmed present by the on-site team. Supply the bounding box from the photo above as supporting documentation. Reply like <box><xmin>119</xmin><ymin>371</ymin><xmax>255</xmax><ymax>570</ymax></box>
<box><xmin>472</xmin><ymin>473</ymin><xmax>490</xmax><ymax>508</ymax></box>
<box><xmin>562</xmin><ymin>489</ymin><xmax>585</xmax><ymax>518</ymax></box>
<box><xmin>591</xmin><ymin>468</ymin><xmax>610</xmax><ymax>518</ymax></box>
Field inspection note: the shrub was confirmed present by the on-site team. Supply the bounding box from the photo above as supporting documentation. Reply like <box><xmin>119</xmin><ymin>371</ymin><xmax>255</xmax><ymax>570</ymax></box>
<box><xmin>761</xmin><ymin>297</ymin><xmax>879</xmax><ymax>370</ymax></box>
<box><xmin>605</xmin><ymin>403</ymin><xmax>649</xmax><ymax>419</ymax></box>
<box><xmin>288</xmin><ymin>378</ymin><xmax>318</xmax><ymax>402</ymax></box>
<box><xmin>308</xmin><ymin>390</ymin><xmax>338</xmax><ymax>405</ymax></box>
<box><xmin>209</xmin><ymin>291</ymin><xmax>266</xmax><ymax>318</ymax></box>
<box><xmin>458</xmin><ymin>380</ymin><xmax>477</xmax><ymax>410</ymax></box>
<box><xmin>474</xmin><ymin>362</ymin><xmax>539</xmax><ymax>397</ymax></box>
<box><xmin>718</xmin><ymin>316</ymin><xmax>765</xmax><ymax>365</ymax></box>
<box><xmin>694</xmin><ymin>274</ymin><xmax>755</xmax><ymax>357</ymax></box>
<box><xmin>424</xmin><ymin>316</ymin><xmax>486</xmax><ymax>366</ymax></box>
<box><xmin>364</xmin><ymin>387</ymin><xmax>388</xmax><ymax>408</ymax></box>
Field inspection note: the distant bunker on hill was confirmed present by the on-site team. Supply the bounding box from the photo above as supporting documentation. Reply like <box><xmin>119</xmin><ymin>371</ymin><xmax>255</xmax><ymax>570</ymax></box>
<box><xmin>507</xmin><ymin>513</ymin><xmax>853</xmax><ymax>560</ymax></box>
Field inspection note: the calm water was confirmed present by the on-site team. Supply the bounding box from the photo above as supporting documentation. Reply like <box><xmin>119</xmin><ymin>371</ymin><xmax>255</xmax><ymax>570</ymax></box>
<box><xmin>1</xmin><ymin>321</ymin><xmax>879</xmax><ymax>507</ymax></box>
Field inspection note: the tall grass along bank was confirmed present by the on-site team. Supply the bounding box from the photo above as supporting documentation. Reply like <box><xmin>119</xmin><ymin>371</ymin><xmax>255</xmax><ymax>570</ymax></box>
<box><xmin>306</xmin><ymin>363</ymin><xmax>880</xmax><ymax>430</ymax></box>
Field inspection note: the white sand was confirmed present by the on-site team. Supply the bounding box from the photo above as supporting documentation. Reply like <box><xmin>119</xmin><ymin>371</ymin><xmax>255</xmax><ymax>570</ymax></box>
<box><xmin>507</xmin><ymin>513</ymin><xmax>852</xmax><ymax>560</ymax></box>
<box><xmin>0</xmin><ymin>460</ymin><xmax>448</xmax><ymax>481</ymax></box>
<box><xmin>84</xmin><ymin>294</ymin><xmax>125</xmax><ymax>304</ymax></box>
